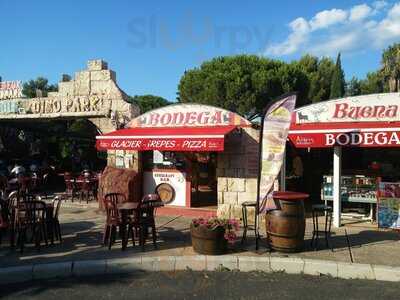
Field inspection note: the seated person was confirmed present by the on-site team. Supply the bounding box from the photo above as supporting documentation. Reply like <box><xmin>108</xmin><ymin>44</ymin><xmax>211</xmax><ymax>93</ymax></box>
<box><xmin>10</xmin><ymin>163</ymin><xmax>26</xmax><ymax>177</ymax></box>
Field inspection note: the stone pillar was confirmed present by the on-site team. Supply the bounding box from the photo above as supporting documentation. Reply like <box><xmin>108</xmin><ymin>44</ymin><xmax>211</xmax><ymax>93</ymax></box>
<box><xmin>217</xmin><ymin>127</ymin><xmax>259</xmax><ymax>220</ymax></box>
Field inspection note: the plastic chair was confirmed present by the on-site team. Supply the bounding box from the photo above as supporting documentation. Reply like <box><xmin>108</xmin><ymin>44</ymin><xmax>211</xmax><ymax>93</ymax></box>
<box><xmin>0</xmin><ymin>200</ymin><xmax>10</xmax><ymax>246</ymax></box>
<box><xmin>79</xmin><ymin>179</ymin><xmax>95</xmax><ymax>204</ymax></box>
<box><xmin>64</xmin><ymin>173</ymin><xmax>77</xmax><ymax>202</ymax></box>
<box><xmin>103</xmin><ymin>193</ymin><xmax>126</xmax><ymax>250</ymax></box>
<box><xmin>128</xmin><ymin>194</ymin><xmax>161</xmax><ymax>252</ymax></box>
<box><xmin>47</xmin><ymin>196</ymin><xmax>62</xmax><ymax>244</ymax></box>
<box><xmin>15</xmin><ymin>200</ymin><xmax>48</xmax><ymax>253</ymax></box>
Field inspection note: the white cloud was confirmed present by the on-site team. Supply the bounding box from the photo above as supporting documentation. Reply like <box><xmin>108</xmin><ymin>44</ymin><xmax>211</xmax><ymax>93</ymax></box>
<box><xmin>373</xmin><ymin>0</ymin><xmax>388</xmax><ymax>10</ymax></box>
<box><xmin>266</xmin><ymin>18</ymin><xmax>310</xmax><ymax>55</ymax></box>
<box><xmin>349</xmin><ymin>4</ymin><xmax>373</xmax><ymax>21</ymax></box>
<box><xmin>309</xmin><ymin>9</ymin><xmax>348</xmax><ymax>30</ymax></box>
<box><xmin>373</xmin><ymin>3</ymin><xmax>400</xmax><ymax>46</ymax></box>
<box><xmin>265</xmin><ymin>1</ymin><xmax>400</xmax><ymax>57</ymax></box>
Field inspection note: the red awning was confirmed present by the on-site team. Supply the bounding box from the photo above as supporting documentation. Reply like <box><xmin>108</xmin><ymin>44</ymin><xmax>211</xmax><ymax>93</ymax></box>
<box><xmin>289</xmin><ymin>121</ymin><xmax>400</xmax><ymax>148</ymax></box>
<box><xmin>96</xmin><ymin>126</ymin><xmax>236</xmax><ymax>152</ymax></box>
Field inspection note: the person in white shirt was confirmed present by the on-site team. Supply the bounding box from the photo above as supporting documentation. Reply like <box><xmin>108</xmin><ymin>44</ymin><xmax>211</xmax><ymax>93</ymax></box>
<box><xmin>10</xmin><ymin>164</ymin><xmax>26</xmax><ymax>177</ymax></box>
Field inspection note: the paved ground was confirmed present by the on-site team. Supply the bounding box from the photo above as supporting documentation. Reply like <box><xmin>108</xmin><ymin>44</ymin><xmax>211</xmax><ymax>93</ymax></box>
<box><xmin>0</xmin><ymin>201</ymin><xmax>399</xmax><ymax>268</ymax></box>
<box><xmin>1</xmin><ymin>271</ymin><xmax>399</xmax><ymax>299</ymax></box>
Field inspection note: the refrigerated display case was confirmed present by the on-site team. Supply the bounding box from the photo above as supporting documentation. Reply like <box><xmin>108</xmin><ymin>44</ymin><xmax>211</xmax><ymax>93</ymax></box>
<box><xmin>321</xmin><ymin>174</ymin><xmax>378</xmax><ymax>204</ymax></box>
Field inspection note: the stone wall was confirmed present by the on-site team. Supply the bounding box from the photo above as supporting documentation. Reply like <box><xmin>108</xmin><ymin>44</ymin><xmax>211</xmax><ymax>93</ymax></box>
<box><xmin>217</xmin><ymin>127</ymin><xmax>259</xmax><ymax>220</ymax></box>
<box><xmin>0</xmin><ymin>59</ymin><xmax>139</xmax><ymax>135</ymax></box>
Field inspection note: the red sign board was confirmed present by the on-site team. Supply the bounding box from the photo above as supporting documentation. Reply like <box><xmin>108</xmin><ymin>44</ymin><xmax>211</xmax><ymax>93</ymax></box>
<box><xmin>289</xmin><ymin>131</ymin><xmax>400</xmax><ymax>148</ymax></box>
<box><xmin>128</xmin><ymin>104</ymin><xmax>251</xmax><ymax>128</ymax></box>
<box><xmin>96</xmin><ymin>138</ymin><xmax>225</xmax><ymax>152</ymax></box>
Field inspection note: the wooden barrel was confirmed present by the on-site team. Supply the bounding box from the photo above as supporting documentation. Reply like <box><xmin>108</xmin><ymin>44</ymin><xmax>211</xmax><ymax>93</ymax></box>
<box><xmin>190</xmin><ymin>224</ymin><xmax>228</xmax><ymax>255</ymax></box>
<box><xmin>266</xmin><ymin>191</ymin><xmax>309</xmax><ymax>253</ymax></box>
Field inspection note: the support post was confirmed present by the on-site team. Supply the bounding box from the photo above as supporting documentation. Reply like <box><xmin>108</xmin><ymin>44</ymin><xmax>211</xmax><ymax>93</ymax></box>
<box><xmin>333</xmin><ymin>146</ymin><xmax>342</xmax><ymax>227</ymax></box>
<box><xmin>280</xmin><ymin>149</ymin><xmax>286</xmax><ymax>191</ymax></box>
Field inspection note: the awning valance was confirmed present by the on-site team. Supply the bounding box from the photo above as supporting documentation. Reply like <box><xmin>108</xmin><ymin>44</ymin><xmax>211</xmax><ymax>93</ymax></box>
<box><xmin>289</xmin><ymin>121</ymin><xmax>400</xmax><ymax>148</ymax></box>
<box><xmin>96</xmin><ymin>125</ymin><xmax>236</xmax><ymax>152</ymax></box>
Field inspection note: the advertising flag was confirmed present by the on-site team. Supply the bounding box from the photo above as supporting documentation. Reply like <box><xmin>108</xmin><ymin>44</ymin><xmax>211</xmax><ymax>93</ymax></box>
<box><xmin>257</xmin><ymin>93</ymin><xmax>297</xmax><ymax>213</ymax></box>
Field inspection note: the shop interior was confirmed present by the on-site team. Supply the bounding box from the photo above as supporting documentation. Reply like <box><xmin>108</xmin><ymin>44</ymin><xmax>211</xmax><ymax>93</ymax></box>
<box><xmin>296</xmin><ymin>146</ymin><xmax>400</xmax><ymax>218</ymax></box>
<box><xmin>142</xmin><ymin>150</ymin><xmax>218</xmax><ymax>208</ymax></box>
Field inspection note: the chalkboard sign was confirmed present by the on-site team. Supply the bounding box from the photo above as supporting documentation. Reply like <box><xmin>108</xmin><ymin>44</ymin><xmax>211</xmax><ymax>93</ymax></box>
<box><xmin>377</xmin><ymin>182</ymin><xmax>400</xmax><ymax>230</ymax></box>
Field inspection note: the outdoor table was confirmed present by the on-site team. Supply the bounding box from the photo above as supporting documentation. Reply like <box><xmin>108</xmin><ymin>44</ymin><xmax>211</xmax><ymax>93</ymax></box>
<box><xmin>266</xmin><ymin>191</ymin><xmax>309</xmax><ymax>253</ymax></box>
<box><xmin>10</xmin><ymin>201</ymin><xmax>54</xmax><ymax>247</ymax></box>
<box><xmin>117</xmin><ymin>202</ymin><xmax>140</xmax><ymax>250</ymax></box>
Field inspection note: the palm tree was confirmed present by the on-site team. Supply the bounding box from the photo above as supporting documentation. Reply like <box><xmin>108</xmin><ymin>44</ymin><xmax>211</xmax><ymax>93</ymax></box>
<box><xmin>381</xmin><ymin>43</ymin><xmax>400</xmax><ymax>92</ymax></box>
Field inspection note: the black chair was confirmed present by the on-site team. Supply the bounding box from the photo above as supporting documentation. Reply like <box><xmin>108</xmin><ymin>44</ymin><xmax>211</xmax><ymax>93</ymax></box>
<box><xmin>47</xmin><ymin>196</ymin><xmax>62</xmax><ymax>244</ymax></box>
<box><xmin>103</xmin><ymin>193</ymin><xmax>126</xmax><ymax>250</ymax></box>
<box><xmin>127</xmin><ymin>194</ymin><xmax>162</xmax><ymax>251</ymax></box>
<box><xmin>311</xmin><ymin>204</ymin><xmax>333</xmax><ymax>251</ymax></box>
<box><xmin>15</xmin><ymin>200</ymin><xmax>48</xmax><ymax>253</ymax></box>
<box><xmin>0</xmin><ymin>200</ymin><xmax>10</xmax><ymax>246</ymax></box>
<box><xmin>241</xmin><ymin>201</ymin><xmax>257</xmax><ymax>244</ymax></box>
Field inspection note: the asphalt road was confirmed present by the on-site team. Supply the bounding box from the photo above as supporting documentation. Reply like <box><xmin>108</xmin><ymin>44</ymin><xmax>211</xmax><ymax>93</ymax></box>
<box><xmin>0</xmin><ymin>271</ymin><xmax>399</xmax><ymax>300</ymax></box>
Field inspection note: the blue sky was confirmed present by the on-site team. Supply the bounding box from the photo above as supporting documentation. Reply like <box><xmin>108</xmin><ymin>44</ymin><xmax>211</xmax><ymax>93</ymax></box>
<box><xmin>1</xmin><ymin>0</ymin><xmax>399</xmax><ymax>101</ymax></box>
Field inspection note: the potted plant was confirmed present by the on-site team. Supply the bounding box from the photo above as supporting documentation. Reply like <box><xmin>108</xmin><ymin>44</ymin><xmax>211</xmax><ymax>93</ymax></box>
<box><xmin>190</xmin><ymin>217</ymin><xmax>239</xmax><ymax>255</ymax></box>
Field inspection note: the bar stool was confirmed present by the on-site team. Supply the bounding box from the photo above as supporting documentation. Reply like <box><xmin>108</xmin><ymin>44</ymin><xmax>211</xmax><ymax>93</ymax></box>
<box><xmin>241</xmin><ymin>201</ymin><xmax>257</xmax><ymax>244</ymax></box>
<box><xmin>311</xmin><ymin>204</ymin><xmax>333</xmax><ymax>251</ymax></box>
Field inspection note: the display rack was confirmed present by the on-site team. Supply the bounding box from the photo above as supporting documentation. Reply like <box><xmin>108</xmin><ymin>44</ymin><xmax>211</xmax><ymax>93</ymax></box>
<box><xmin>321</xmin><ymin>175</ymin><xmax>378</xmax><ymax>221</ymax></box>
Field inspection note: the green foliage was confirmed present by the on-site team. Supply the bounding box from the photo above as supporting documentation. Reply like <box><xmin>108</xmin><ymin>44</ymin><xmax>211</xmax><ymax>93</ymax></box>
<box><xmin>381</xmin><ymin>43</ymin><xmax>400</xmax><ymax>92</ymax></box>
<box><xmin>127</xmin><ymin>95</ymin><xmax>171</xmax><ymax>114</ymax></box>
<box><xmin>294</xmin><ymin>55</ymin><xmax>336</xmax><ymax>103</ymax></box>
<box><xmin>346</xmin><ymin>77</ymin><xmax>362</xmax><ymax>96</ymax></box>
<box><xmin>22</xmin><ymin>77</ymin><xmax>58</xmax><ymax>98</ymax></box>
<box><xmin>359</xmin><ymin>71</ymin><xmax>387</xmax><ymax>95</ymax></box>
<box><xmin>330</xmin><ymin>53</ymin><xmax>346</xmax><ymax>99</ymax></box>
<box><xmin>178</xmin><ymin>55</ymin><xmax>311</xmax><ymax>115</ymax></box>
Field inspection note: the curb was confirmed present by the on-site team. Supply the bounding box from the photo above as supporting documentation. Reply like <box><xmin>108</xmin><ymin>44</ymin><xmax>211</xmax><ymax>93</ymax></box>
<box><xmin>1</xmin><ymin>256</ymin><xmax>400</xmax><ymax>285</ymax></box>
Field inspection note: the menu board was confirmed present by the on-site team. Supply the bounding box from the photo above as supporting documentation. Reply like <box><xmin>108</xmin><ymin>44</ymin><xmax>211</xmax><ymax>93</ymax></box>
<box><xmin>377</xmin><ymin>182</ymin><xmax>400</xmax><ymax>230</ymax></box>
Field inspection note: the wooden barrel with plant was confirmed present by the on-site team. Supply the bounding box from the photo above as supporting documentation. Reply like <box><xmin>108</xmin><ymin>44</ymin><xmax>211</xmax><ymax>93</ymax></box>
<box><xmin>190</xmin><ymin>218</ymin><xmax>238</xmax><ymax>255</ymax></box>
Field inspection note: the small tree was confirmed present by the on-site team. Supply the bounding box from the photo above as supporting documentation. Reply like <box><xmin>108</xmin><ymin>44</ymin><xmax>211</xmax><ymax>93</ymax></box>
<box><xmin>127</xmin><ymin>95</ymin><xmax>171</xmax><ymax>114</ymax></box>
<box><xmin>330</xmin><ymin>53</ymin><xmax>346</xmax><ymax>99</ymax></box>
<box><xmin>22</xmin><ymin>77</ymin><xmax>58</xmax><ymax>98</ymax></box>
<box><xmin>346</xmin><ymin>77</ymin><xmax>362</xmax><ymax>96</ymax></box>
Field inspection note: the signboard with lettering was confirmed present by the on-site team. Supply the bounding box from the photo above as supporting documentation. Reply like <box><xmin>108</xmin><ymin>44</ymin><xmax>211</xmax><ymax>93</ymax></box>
<box><xmin>143</xmin><ymin>170</ymin><xmax>187</xmax><ymax>206</ymax></box>
<box><xmin>128</xmin><ymin>104</ymin><xmax>251</xmax><ymax>128</ymax></box>
<box><xmin>294</xmin><ymin>93</ymin><xmax>400</xmax><ymax>124</ymax></box>
<box><xmin>289</xmin><ymin>130</ymin><xmax>400</xmax><ymax>148</ymax></box>
<box><xmin>97</xmin><ymin>137</ymin><xmax>225</xmax><ymax>152</ymax></box>
<box><xmin>0</xmin><ymin>81</ymin><xmax>23</xmax><ymax>100</ymax></box>
<box><xmin>0</xmin><ymin>95</ymin><xmax>109</xmax><ymax>117</ymax></box>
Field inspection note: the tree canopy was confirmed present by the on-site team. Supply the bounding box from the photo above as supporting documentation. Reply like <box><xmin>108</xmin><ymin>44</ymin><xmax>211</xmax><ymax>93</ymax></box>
<box><xmin>330</xmin><ymin>53</ymin><xmax>346</xmax><ymax>99</ymax></box>
<box><xmin>127</xmin><ymin>94</ymin><xmax>171</xmax><ymax>114</ymax></box>
<box><xmin>178</xmin><ymin>55</ymin><xmax>311</xmax><ymax>115</ymax></box>
<box><xmin>381</xmin><ymin>43</ymin><xmax>400</xmax><ymax>92</ymax></box>
<box><xmin>22</xmin><ymin>77</ymin><xmax>58</xmax><ymax>98</ymax></box>
<box><xmin>293</xmin><ymin>55</ymin><xmax>336</xmax><ymax>103</ymax></box>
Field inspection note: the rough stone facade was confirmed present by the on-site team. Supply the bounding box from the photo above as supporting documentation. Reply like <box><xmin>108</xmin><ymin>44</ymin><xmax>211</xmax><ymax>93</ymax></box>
<box><xmin>0</xmin><ymin>59</ymin><xmax>139</xmax><ymax>134</ymax></box>
<box><xmin>217</xmin><ymin>127</ymin><xmax>260</xmax><ymax>221</ymax></box>
<box><xmin>0</xmin><ymin>59</ymin><xmax>141</xmax><ymax>171</ymax></box>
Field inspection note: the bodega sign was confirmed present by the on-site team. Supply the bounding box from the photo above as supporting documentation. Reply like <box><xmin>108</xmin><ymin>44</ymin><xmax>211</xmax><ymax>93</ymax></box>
<box><xmin>289</xmin><ymin>131</ymin><xmax>400</xmax><ymax>148</ymax></box>
<box><xmin>295</xmin><ymin>93</ymin><xmax>400</xmax><ymax>124</ymax></box>
<box><xmin>128</xmin><ymin>103</ymin><xmax>251</xmax><ymax>128</ymax></box>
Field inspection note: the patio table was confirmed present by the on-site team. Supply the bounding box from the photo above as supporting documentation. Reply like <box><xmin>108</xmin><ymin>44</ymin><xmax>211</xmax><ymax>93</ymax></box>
<box><xmin>117</xmin><ymin>202</ymin><xmax>140</xmax><ymax>250</ymax></box>
<box><xmin>10</xmin><ymin>201</ymin><xmax>54</xmax><ymax>247</ymax></box>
